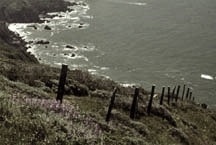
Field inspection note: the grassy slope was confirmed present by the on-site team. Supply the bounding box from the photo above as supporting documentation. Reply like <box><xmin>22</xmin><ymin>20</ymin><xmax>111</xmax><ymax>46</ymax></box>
<box><xmin>0</xmin><ymin>0</ymin><xmax>216</xmax><ymax>144</ymax></box>
<box><xmin>1</xmin><ymin>72</ymin><xmax>216</xmax><ymax>145</ymax></box>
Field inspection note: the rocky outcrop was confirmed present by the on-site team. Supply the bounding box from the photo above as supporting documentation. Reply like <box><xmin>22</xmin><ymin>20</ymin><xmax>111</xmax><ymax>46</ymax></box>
<box><xmin>66</xmin><ymin>45</ymin><xmax>76</xmax><ymax>49</ymax></box>
<box><xmin>36</xmin><ymin>40</ymin><xmax>50</xmax><ymax>45</ymax></box>
<box><xmin>44</xmin><ymin>25</ymin><xmax>51</xmax><ymax>30</ymax></box>
<box><xmin>0</xmin><ymin>0</ymin><xmax>72</xmax><ymax>23</ymax></box>
<box><xmin>0</xmin><ymin>21</ymin><xmax>13</xmax><ymax>44</ymax></box>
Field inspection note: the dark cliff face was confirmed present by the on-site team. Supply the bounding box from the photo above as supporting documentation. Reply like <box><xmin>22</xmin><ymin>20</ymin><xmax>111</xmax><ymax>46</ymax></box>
<box><xmin>0</xmin><ymin>21</ymin><xmax>38</xmax><ymax>63</ymax></box>
<box><xmin>0</xmin><ymin>0</ymin><xmax>70</xmax><ymax>23</ymax></box>
<box><xmin>0</xmin><ymin>0</ymin><xmax>71</xmax><ymax>63</ymax></box>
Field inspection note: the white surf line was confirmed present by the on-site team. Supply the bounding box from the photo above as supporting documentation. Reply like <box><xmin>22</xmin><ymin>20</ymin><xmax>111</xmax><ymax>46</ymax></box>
<box><xmin>127</xmin><ymin>2</ymin><xmax>147</xmax><ymax>6</ymax></box>
<box><xmin>201</xmin><ymin>74</ymin><xmax>214</xmax><ymax>80</ymax></box>
<box><xmin>107</xmin><ymin>0</ymin><xmax>147</xmax><ymax>6</ymax></box>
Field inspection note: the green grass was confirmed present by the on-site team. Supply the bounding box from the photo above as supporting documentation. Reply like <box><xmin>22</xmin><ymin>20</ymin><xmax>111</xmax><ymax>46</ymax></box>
<box><xmin>0</xmin><ymin>91</ymin><xmax>103</xmax><ymax>145</ymax></box>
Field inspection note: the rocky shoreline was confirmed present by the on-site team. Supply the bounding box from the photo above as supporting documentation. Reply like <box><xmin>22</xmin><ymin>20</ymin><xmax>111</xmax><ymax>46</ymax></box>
<box><xmin>1</xmin><ymin>0</ymin><xmax>216</xmax><ymax>145</ymax></box>
<box><xmin>0</xmin><ymin>0</ymin><xmax>73</xmax><ymax>23</ymax></box>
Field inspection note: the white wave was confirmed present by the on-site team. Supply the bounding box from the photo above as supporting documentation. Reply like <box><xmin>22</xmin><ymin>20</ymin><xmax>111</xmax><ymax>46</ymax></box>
<box><xmin>54</xmin><ymin>62</ymin><xmax>62</xmax><ymax>66</ymax></box>
<box><xmin>120</xmin><ymin>83</ymin><xmax>137</xmax><ymax>87</ymax></box>
<box><xmin>80</xmin><ymin>45</ymin><xmax>95</xmax><ymax>51</ymax></box>
<box><xmin>88</xmin><ymin>69</ymin><xmax>97</xmax><ymax>72</ymax></box>
<box><xmin>100</xmin><ymin>67</ymin><xmax>109</xmax><ymax>70</ymax></box>
<box><xmin>8</xmin><ymin>23</ymin><xmax>32</xmax><ymax>39</ymax></box>
<box><xmin>201</xmin><ymin>74</ymin><xmax>214</xmax><ymax>80</ymax></box>
<box><xmin>127</xmin><ymin>2</ymin><xmax>147</xmax><ymax>6</ymax></box>
<box><xmin>102</xmin><ymin>75</ymin><xmax>111</xmax><ymax>79</ymax></box>
<box><xmin>63</xmin><ymin>48</ymin><xmax>77</xmax><ymax>51</ymax></box>
<box><xmin>26</xmin><ymin>45</ymin><xmax>36</xmax><ymax>54</ymax></box>
<box><xmin>61</xmin><ymin>53</ymin><xmax>89</xmax><ymax>62</ymax></box>
<box><xmin>107</xmin><ymin>0</ymin><xmax>147</xmax><ymax>6</ymax></box>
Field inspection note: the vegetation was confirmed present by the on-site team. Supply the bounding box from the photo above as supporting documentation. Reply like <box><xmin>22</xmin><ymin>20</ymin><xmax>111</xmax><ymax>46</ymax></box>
<box><xmin>0</xmin><ymin>0</ymin><xmax>216</xmax><ymax>144</ymax></box>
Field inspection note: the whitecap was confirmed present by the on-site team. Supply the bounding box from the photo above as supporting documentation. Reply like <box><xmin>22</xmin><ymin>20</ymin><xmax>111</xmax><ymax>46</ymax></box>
<box><xmin>201</xmin><ymin>74</ymin><xmax>214</xmax><ymax>80</ymax></box>
<box><xmin>102</xmin><ymin>75</ymin><xmax>110</xmax><ymax>79</ymax></box>
<box><xmin>120</xmin><ymin>83</ymin><xmax>137</xmax><ymax>87</ymax></box>
<box><xmin>107</xmin><ymin>0</ymin><xmax>147</xmax><ymax>6</ymax></box>
<box><xmin>100</xmin><ymin>67</ymin><xmax>109</xmax><ymax>70</ymax></box>
<box><xmin>8</xmin><ymin>23</ymin><xmax>32</xmax><ymax>38</ymax></box>
<box><xmin>26</xmin><ymin>45</ymin><xmax>37</xmax><ymax>54</ymax></box>
<box><xmin>54</xmin><ymin>62</ymin><xmax>62</xmax><ymax>66</ymax></box>
<box><xmin>80</xmin><ymin>44</ymin><xmax>95</xmax><ymax>51</ymax></box>
<box><xmin>127</xmin><ymin>2</ymin><xmax>147</xmax><ymax>6</ymax></box>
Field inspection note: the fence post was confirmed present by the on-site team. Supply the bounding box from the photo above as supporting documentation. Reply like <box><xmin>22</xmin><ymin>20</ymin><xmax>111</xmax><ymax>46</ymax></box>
<box><xmin>130</xmin><ymin>88</ymin><xmax>139</xmax><ymax>119</ymax></box>
<box><xmin>56</xmin><ymin>64</ymin><xmax>68</xmax><ymax>103</ymax></box>
<box><xmin>175</xmin><ymin>85</ymin><xmax>180</xmax><ymax>102</ymax></box>
<box><xmin>160</xmin><ymin>87</ymin><xmax>165</xmax><ymax>105</ymax></box>
<box><xmin>171</xmin><ymin>86</ymin><xmax>176</xmax><ymax>102</ymax></box>
<box><xmin>168</xmin><ymin>86</ymin><xmax>171</xmax><ymax>105</ymax></box>
<box><xmin>186</xmin><ymin>88</ymin><xmax>190</xmax><ymax>100</ymax></box>
<box><xmin>147</xmin><ymin>85</ymin><xmax>155</xmax><ymax>115</ymax></box>
<box><xmin>182</xmin><ymin>84</ymin><xmax>186</xmax><ymax>100</ymax></box>
<box><xmin>189</xmin><ymin>92</ymin><xmax>192</xmax><ymax>101</ymax></box>
<box><xmin>192</xmin><ymin>97</ymin><xmax>195</xmax><ymax>102</ymax></box>
<box><xmin>106</xmin><ymin>87</ymin><xmax>118</xmax><ymax>123</ymax></box>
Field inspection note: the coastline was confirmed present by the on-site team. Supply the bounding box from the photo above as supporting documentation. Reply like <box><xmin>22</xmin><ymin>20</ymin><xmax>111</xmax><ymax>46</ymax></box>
<box><xmin>1</xmin><ymin>0</ymin><xmax>216</xmax><ymax>144</ymax></box>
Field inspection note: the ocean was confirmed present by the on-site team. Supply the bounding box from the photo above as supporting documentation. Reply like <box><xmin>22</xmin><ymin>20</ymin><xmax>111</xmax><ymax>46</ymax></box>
<box><xmin>9</xmin><ymin>0</ymin><xmax>216</xmax><ymax>107</ymax></box>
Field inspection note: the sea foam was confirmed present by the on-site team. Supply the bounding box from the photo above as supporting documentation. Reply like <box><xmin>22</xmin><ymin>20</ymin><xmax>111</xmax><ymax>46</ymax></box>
<box><xmin>201</xmin><ymin>74</ymin><xmax>214</xmax><ymax>80</ymax></box>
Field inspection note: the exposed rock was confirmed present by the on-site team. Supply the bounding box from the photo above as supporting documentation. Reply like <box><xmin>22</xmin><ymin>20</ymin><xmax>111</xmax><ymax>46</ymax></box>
<box><xmin>44</xmin><ymin>25</ymin><xmax>51</xmax><ymax>30</ymax></box>
<box><xmin>27</xmin><ymin>25</ymin><xmax>37</xmax><ymax>30</ymax></box>
<box><xmin>0</xmin><ymin>0</ymin><xmax>71</xmax><ymax>23</ymax></box>
<box><xmin>28</xmin><ymin>41</ymin><xmax>34</xmax><ymax>44</ymax></box>
<box><xmin>201</xmin><ymin>103</ymin><xmax>208</xmax><ymax>109</ymax></box>
<box><xmin>66</xmin><ymin>45</ymin><xmax>75</xmax><ymax>49</ymax></box>
<box><xmin>78</xmin><ymin>25</ymin><xmax>83</xmax><ymax>29</ymax></box>
<box><xmin>36</xmin><ymin>40</ymin><xmax>50</xmax><ymax>45</ymax></box>
<box><xmin>71</xmin><ymin>53</ymin><xmax>76</xmax><ymax>57</ymax></box>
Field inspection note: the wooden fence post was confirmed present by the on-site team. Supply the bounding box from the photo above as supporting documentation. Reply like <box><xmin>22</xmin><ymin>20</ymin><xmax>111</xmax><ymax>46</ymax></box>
<box><xmin>175</xmin><ymin>85</ymin><xmax>180</xmax><ymax>102</ymax></box>
<box><xmin>56</xmin><ymin>64</ymin><xmax>68</xmax><ymax>103</ymax></box>
<box><xmin>186</xmin><ymin>88</ymin><xmax>190</xmax><ymax>100</ymax></box>
<box><xmin>192</xmin><ymin>97</ymin><xmax>195</xmax><ymax>101</ymax></box>
<box><xmin>160</xmin><ymin>87</ymin><xmax>165</xmax><ymax>105</ymax></box>
<box><xmin>182</xmin><ymin>84</ymin><xmax>186</xmax><ymax>100</ymax></box>
<box><xmin>189</xmin><ymin>92</ymin><xmax>192</xmax><ymax>101</ymax></box>
<box><xmin>171</xmin><ymin>86</ymin><xmax>176</xmax><ymax>102</ymax></box>
<box><xmin>130</xmin><ymin>88</ymin><xmax>139</xmax><ymax>119</ymax></box>
<box><xmin>168</xmin><ymin>86</ymin><xmax>171</xmax><ymax>105</ymax></box>
<box><xmin>106</xmin><ymin>88</ymin><xmax>118</xmax><ymax>123</ymax></box>
<box><xmin>147</xmin><ymin>85</ymin><xmax>155</xmax><ymax>115</ymax></box>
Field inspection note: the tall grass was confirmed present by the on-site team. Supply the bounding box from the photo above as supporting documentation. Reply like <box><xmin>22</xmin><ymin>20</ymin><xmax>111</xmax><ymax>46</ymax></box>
<box><xmin>0</xmin><ymin>94</ymin><xmax>103</xmax><ymax>144</ymax></box>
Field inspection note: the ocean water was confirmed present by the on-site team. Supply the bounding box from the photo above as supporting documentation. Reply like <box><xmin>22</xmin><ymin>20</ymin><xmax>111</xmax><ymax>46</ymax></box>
<box><xmin>9</xmin><ymin>0</ymin><xmax>216</xmax><ymax>107</ymax></box>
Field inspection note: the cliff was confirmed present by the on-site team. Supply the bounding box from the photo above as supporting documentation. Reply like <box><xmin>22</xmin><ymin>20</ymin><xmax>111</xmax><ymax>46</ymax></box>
<box><xmin>0</xmin><ymin>0</ymin><xmax>71</xmax><ymax>23</ymax></box>
<box><xmin>0</xmin><ymin>0</ymin><xmax>216</xmax><ymax>145</ymax></box>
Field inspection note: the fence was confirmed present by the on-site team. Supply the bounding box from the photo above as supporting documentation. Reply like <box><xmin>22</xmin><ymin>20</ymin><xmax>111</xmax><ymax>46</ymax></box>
<box><xmin>105</xmin><ymin>83</ymin><xmax>196</xmax><ymax>123</ymax></box>
<box><xmin>55</xmin><ymin>64</ymin><xmax>199</xmax><ymax>123</ymax></box>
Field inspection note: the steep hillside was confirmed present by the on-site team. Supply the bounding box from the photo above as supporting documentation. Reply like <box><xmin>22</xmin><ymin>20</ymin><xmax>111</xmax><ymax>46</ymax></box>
<box><xmin>0</xmin><ymin>0</ymin><xmax>216</xmax><ymax>144</ymax></box>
